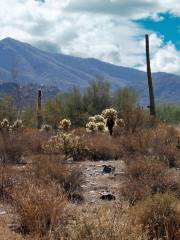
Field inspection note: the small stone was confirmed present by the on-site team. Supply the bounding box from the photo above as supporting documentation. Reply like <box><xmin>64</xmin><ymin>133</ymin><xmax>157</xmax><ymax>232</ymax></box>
<box><xmin>100</xmin><ymin>192</ymin><xmax>116</xmax><ymax>201</ymax></box>
<box><xmin>102</xmin><ymin>165</ymin><xmax>115</xmax><ymax>174</ymax></box>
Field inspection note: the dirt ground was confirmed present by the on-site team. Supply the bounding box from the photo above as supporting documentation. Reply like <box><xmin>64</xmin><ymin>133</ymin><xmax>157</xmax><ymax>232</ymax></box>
<box><xmin>79</xmin><ymin>160</ymin><xmax>126</xmax><ymax>204</ymax></box>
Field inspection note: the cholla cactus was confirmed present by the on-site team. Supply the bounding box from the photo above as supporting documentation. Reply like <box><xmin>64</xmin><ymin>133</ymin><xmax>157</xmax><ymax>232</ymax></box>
<box><xmin>94</xmin><ymin>115</ymin><xmax>105</xmax><ymax>123</ymax></box>
<box><xmin>0</xmin><ymin>118</ymin><xmax>24</xmax><ymax>133</ymax></box>
<box><xmin>102</xmin><ymin>108</ymin><xmax>117</xmax><ymax>121</ymax></box>
<box><xmin>101</xmin><ymin>108</ymin><xmax>118</xmax><ymax>135</ymax></box>
<box><xmin>40</xmin><ymin>124</ymin><xmax>52</xmax><ymax>132</ymax></box>
<box><xmin>9</xmin><ymin>119</ymin><xmax>24</xmax><ymax>132</ymax></box>
<box><xmin>43</xmin><ymin>132</ymin><xmax>86</xmax><ymax>160</ymax></box>
<box><xmin>1</xmin><ymin>118</ymin><xmax>9</xmax><ymax>129</ymax></box>
<box><xmin>59</xmin><ymin>119</ymin><xmax>71</xmax><ymax>131</ymax></box>
<box><xmin>44</xmin><ymin>133</ymin><xmax>72</xmax><ymax>155</ymax></box>
<box><xmin>87</xmin><ymin>115</ymin><xmax>106</xmax><ymax>133</ymax></box>
<box><xmin>89</xmin><ymin>116</ymin><xmax>96</xmax><ymax>122</ymax></box>
<box><xmin>12</xmin><ymin>119</ymin><xmax>23</xmax><ymax>130</ymax></box>
<box><xmin>89</xmin><ymin>115</ymin><xmax>105</xmax><ymax>123</ymax></box>
<box><xmin>96</xmin><ymin>122</ymin><xmax>107</xmax><ymax>132</ymax></box>
<box><xmin>86</xmin><ymin>121</ymin><xmax>97</xmax><ymax>132</ymax></box>
<box><xmin>116</xmin><ymin>118</ymin><xmax>125</xmax><ymax>128</ymax></box>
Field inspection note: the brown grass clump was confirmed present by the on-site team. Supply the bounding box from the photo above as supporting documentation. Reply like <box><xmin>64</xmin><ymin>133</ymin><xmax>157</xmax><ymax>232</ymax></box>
<box><xmin>85</xmin><ymin>133</ymin><xmax>122</xmax><ymax>161</ymax></box>
<box><xmin>11</xmin><ymin>180</ymin><xmax>67</xmax><ymax>237</ymax></box>
<box><xmin>0</xmin><ymin>131</ymin><xmax>24</xmax><ymax>164</ymax></box>
<box><xmin>62</xmin><ymin>204</ymin><xmax>147</xmax><ymax>240</ymax></box>
<box><xmin>121</xmin><ymin>158</ymin><xmax>180</xmax><ymax>204</ymax></box>
<box><xmin>131</xmin><ymin>192</ymin><xmax>180</xmax><ymax>240</ymax></box>
<box><xmin>0</xmin><ymin>165</ymin><xmax>17</xmax><ymax>202</ymax></box>
<box><xmin>119</xmin><ymin>124</ymin><xmax>180</xmax><ymax>167</ymax></box>
<box><xmin>21</xmin><ymin>128</ymin><xmax>51</xmax><ymax>155</ymax></box>
<box><xmin>119</xmin><ymin>106</ymin><xmax>150</xmax><ymax>134</ymax></box>
<box><xmin>32</xmin><ymin>155</ymin><xmax>84</xmax><ymax>203</ymax></box>
<box><xmin>0</xmin><ymin>225</ymin><xmax>24</xmax><ymax>240</ymax></box>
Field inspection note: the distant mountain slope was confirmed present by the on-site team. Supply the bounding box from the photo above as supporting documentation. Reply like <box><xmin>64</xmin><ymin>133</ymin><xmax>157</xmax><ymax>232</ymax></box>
<box><xmin>0</xmin><ymin>82</ymin><xmax>60</xmax><ymax>106</ymax></box>
<box><xmin>0</xmin><ymin>37</ymin><xmax>180</xmax><ymax>104</ymax></box>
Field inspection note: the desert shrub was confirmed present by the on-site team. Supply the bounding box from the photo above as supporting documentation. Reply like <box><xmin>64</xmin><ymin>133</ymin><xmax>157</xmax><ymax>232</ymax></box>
<box><xmin>118</xmin><ymin>124</ymin><xmax>180</xmax><ymax>167</ymax></box>
<box><xmin>0</xmin><ymin>130</ymin><xmax>24</xmax><ymax>164</ymax></box>
<box><xmin>32</xmin><ymin>155</ymin><xmax>84</xmax><ymax>203</ymax></box>
<box><xmin>12</xmin><ymin>180</ymin><xmax>67</xmax><ymax>237</ymax></box>
<box><xmin>63</xmin><ymin>205</ymin><xmax>129</xmax><ymax>240</ymax></box>
<box><xmin>85</xmin><ymin>133</ymin><xmax>121</xmax><ymax>161</ymax></box>
<box><xmin>131</xmin><ymin>193</ymin><xmax>180</xmax><ymax>240</ymax></box>
<box><xmin>62</xmin><ymin>204</ymin><xmax>149</xmax><ymax>240</ymax></box>
<box><xmin>113</xmin><ymin>87</ymin><xmax>138</xmax><ymax>109</ymax></box>
<box><xmin>21</xmin><ymin>128</ymin><xmax>51</xmax><ymax>154</ymax></box>
<box><xmin>0</xmin><ymin>225</ymin><xmax>24</xmax><ymax>240</ymax></box>
<box><xmin>0</xmin><ymin>165</ymin><xmax>15</xmax><ymax>202</ymax></box>
<box><xmin>0</xmin><ymin>125</ymin><xmax>53</xmax><ymax>163</ymax></box>
<box><xmin>157</xmin><ymin>103</ymin><xmax>180</xmax><ymax>124</ymax></box>
<box><xmin>121</xmin><ymin>158</ymin><xmax>180</xmax><ymax>204</ymax></box>
<box><xmin>117</xmin><ymin>105</ymin><xmax>160</xmax><ymax>135</ymax></box>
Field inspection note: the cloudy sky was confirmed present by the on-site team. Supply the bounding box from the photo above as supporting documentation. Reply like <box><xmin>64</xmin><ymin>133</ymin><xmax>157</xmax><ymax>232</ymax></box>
<box><xmin>0</xmin><ymin>0</ymin><xmax>179</xmax><ymax>74</ymax></box>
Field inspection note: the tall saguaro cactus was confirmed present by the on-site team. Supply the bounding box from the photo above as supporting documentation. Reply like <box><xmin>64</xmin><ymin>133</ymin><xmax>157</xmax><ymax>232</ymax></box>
<box><xmin>37</xmin><ymin>89</ymin><xmax>43</xmax><ymax>129</ymax></box>
<box><xmin>145</xmin><ymin>34</ymin><xmax>156</xmax><ymax>117</ymax></box>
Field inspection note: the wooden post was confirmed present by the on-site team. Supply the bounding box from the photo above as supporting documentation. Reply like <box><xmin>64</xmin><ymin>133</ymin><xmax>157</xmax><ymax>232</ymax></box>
<box><xmin>37</xmin><ymin>89</ymin><xmax>43</xmax><ymax>129</ymax></box>
<box><xmin>145</xmin><ymin>34</ymin><xmax>156</xmax><ymax>117</ymax></box>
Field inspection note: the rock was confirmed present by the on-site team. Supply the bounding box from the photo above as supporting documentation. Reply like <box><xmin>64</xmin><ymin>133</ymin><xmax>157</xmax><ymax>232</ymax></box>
<box><xmin>102</xmin><ymin>165</ymin><xmax>115</xmax><ymax>174</ymax></box>
<box><xmin>100</xmin><ymin>192</ymin><xmax>116</xmax><ymax>201</ymax></box>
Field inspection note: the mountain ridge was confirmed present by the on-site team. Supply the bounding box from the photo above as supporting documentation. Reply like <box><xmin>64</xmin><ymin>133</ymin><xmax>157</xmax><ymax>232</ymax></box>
<box><xmin>0</xmin><ymin>37</ymin><xmax>180</xmax><ymax>104</ymax></box>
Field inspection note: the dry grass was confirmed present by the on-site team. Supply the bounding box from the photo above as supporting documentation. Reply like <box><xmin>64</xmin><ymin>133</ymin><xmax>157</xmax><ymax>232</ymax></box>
<box><xmin>0</xmin><ymin>121</ymin><xmax>179</xmax><ymax>240</ymax></box>
<box><xmin>32</xmin><ymin>155</ymin><xmax>84</xmax><ymax>203</ymax></box>
<box><xmin>0</xmin><ymin>225</ymin><xmax>24</xmax><ymax>240</ymax></box>
<box><xmin>61</xmin><ymin>204</ymin><xmax>147</xmax><ymax>240</ymax></box>
<box><xmin>85</xmin><ymin>133</ymin><xmax>121</xmax><ymax>161</ymax></box>
<box><xmin>121</xmin><ymin>157</ymin><xmax>180</xmax><ymax>204</ymax></box>
<box><xmin>131</xmin><ymin>192</ymin><xmax>180</xmax><ymax>240</ymax></box>
<box><xmin>11</xmin><ymin>180</ymin><xmax>67</xmax><ymax>237</ymax></box>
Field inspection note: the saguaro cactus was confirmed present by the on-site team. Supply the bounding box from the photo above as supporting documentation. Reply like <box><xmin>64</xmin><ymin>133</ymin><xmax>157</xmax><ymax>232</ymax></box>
<box><xmin>145</xmin><ymin>34</ymin><xmax>156</xmax><ymax>117</ymax></box>
<box><xmin>37</xmin><ymin>89</ymin><xmax>43</xmax><ymax>129</ymax></box>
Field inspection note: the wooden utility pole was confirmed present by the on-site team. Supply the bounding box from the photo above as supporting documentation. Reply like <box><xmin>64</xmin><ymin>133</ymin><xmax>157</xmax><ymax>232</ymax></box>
<box><xmin>37</xmin><ymin>89</ymin><xmax>43</xmax><ymax>129</ymax></box>
<box><xmin>145</xmin><ymin>34</ymin><xmax>156</xmax><ymax>117</ymax></box>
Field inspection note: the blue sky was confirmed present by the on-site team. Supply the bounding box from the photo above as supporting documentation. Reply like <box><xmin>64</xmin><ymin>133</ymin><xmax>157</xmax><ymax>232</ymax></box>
<box><xmin>0</xmin><ymin>0</ymin><xmax>179</xmax><ymax>74</ymax></box>
<box><xmin>137</xmin><ymin>13</ymin><xmax>180</xmax><ymax>50</ymax></box>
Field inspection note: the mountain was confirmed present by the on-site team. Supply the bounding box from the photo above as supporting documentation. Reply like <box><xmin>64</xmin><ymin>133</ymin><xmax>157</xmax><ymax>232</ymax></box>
<box><xmin>0</xmin><ymin>37</ymin><xmax>180</xmax><ymax>104</ymax></box>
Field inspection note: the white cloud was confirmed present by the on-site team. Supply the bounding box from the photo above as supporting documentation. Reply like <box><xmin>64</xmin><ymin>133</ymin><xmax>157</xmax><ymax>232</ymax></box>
<box><xmin>66</xmin><ymin>0</ymin><xmax>180</xmax><ymax>18</ymax></box>
<box><xmin>0</xmin><ymin>0</ymin><xmax>179</xmax><ymax>75</ymax></box>
<box><xmin>150</xmin><ymin>43</ymin><xmax>180</xmax><ymax>74</ymax></box>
